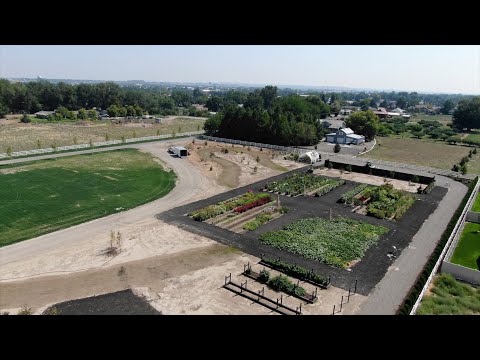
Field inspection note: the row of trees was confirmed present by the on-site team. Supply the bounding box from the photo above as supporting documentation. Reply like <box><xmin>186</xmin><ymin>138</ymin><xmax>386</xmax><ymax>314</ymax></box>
<box><xmin>204</xmin><ymin>86</ymin><xmax>332</xmax><ymax>146</ymax></box>
<box><xmin>0</xmin><ymin>80</ymin><xmax>203</xmax><ymax>116</ymax></box>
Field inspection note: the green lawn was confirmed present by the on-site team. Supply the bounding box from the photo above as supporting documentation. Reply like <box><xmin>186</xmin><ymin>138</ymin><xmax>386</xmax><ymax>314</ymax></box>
<box><xmin>417</xmin><ymin>273</ymin><xmax>480</xmax><ymax>315</ymax></box>
<box><xmin>259</xmin><ymin>217</ymin><xmax>389</xmax><ymax>268</ymax></box>
<box><xmin>450</xmin><ymin>222</ymin><xmax>480</xmax><ymax>270</ymax></box>
<box><xmin>473</xmin><ymin>193</ymin><xmax>480</xmax><ymax>212</ymax></box>
<box><xmin>0</xmin><ymin>149</ymin><xmax>176</xmax><ymax>247</ymax></box>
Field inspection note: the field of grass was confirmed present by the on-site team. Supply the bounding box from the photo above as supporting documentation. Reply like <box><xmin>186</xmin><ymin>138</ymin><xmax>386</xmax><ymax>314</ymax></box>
<box><xmin>417</xmin><ymin>273</ymin><xmax>480</xmax><ymax>315</ymax></box>
<box><xmin>363</xmin><ymin>137</ymin><xmax>480</xmax><ymax>174</ymax></box>
<box><xmin>0</xmin><ymin>117</ymin><xmax>205</xmax><ymax>152</ymax></box>
<box><xmin>450</xmin><ymin>222</ymin><xmax>480</xmax><ymax>270</ymax></box>
<box><xmin>409</xmin><ymin>114</ymin><xmax>453</xmax><ymax>125</ymax></box>
<box><xmin>464</xmin><ymin>133</ymin><xmax>480</xmax><ymax>143</ymax></box>
<box><xmin>259</xmin><ymin>217</ymin><xmax>389</xmax><ymax>268</ymax></box>
<box><xmin>473</xmin><ymin>193</ymin><xmax>480</xmax><ymax>212</ymax></box>
<box><xmin>0</xmin><ymin>149</ymin><xmax>176</xmax><ymax>247</ymax></box>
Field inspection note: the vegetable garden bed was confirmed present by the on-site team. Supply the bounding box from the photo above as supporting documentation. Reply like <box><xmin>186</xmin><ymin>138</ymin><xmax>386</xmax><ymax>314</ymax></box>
<box><xmin>259</xmin><ymin>217</ymin><xmax>389</xmax><ymax>269</ymax></box>
<box><xmin>339</xmin><ymin>183</ymin><xmax>416</xmax><ymax>220</ymax></box>
<box><xmin>263</xmin><ymin>173</ymin><xmax>344</xmax><ymax>197</ymax></box>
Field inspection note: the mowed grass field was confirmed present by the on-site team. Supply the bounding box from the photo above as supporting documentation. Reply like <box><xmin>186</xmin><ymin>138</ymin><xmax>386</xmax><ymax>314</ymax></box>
<box><xmin>473</xmin><ymin>193</ymin><xmax>480</xmax><ymax>212</ymax></box>
<box><xmin>417</xmin><ymin>273</ymin><xmax>480</xmax><ymax>315</ymax></box>
<box><xmin>363</xmin><ymin>137</ymin><xmax>480</xmax><ymax>174</ymax></box>
<box><xmin>0</xmin><ymin>116</ymin><xmax>205</xmax><ymax>152</ymax></box>
<box><xmin>450</xmin><ymin>222</ymin><xmax>480</xmax><ymax>270</ymax></box>
<box><xmin>0</xmin><ymin>149</ymin><xmax>176</xmax><ymax>247</ymax></box>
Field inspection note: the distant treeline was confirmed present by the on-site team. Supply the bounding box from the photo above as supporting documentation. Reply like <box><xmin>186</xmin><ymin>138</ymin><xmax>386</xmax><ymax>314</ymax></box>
<box><xmin>0</xmin><ymin>80</ymin><xmax>211</xmax><ymax>116</ymax></box>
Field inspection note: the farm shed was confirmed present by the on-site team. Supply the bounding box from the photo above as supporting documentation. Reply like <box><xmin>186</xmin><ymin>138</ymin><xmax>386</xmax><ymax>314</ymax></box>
<box><xmin>325</xmin><ymin>128</ymin><xmax>365</xmax><ymax>145</ymax></box>
<box><xmin>299</xmin><ymin>151</ymin><xmax>320</xmax><ymax>164</ymax></box>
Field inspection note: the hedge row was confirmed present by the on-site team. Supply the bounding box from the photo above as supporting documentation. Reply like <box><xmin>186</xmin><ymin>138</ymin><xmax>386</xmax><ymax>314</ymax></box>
<box><xmin>396</xmin><ymin>176</ymin><xmax>479</xmax><ymax>315</ymax></box>
<box><xmin>234</xmin><ymin>195</ymin><xmax>272</xmax><ymax>213</ymax></box>
<box><xmin>261</xmin><ymin>257</ymin><xmax>330</xmax><ymax>288</ymax></box>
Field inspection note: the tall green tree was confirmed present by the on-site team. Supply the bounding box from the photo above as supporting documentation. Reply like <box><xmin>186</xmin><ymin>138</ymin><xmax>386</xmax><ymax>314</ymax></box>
<box><xmin>345</xmin><ymin>110</ymin><xmax>380</xmax><ymax>141</ymax></box>
<box><xmin>441</xmin><ymin>99</ymin><xmax>455</xmax><ymax>115</ymax></box>
<box><xmin>77</xmin><ymin>108</ymin><xmax>88</xmax><ymax>119</ymax></box>
<box><xmin>88</xmin><ymin>109</ymin><xmax>98</xmax><ymax>120</ymax></box>
<box><xmin>107</xmin><ymin>104</ymin><xmax>119</xmax><ymax>117</ymax></box>
<box><xmin>452</xmin><ymin>97</ymin><xmax>480</xmax><ymax>131</ymax></box>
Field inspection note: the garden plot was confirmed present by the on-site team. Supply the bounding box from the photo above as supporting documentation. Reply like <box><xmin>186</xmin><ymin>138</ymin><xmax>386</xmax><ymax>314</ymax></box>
<box><xmin>260</xmin><ymin>217</ymin><xmax>389</xmax><ymax>269</ymax></box>
<box><xmin>262</xmin><ymin>172</ymin><xmax>346</xmax><ymax>197</ymax></box>
<box><xmin>339</xmin><ymin>183</ymin><xmax>416</xmax><ymax>220</ymax></box>
<box><xmin>188</xmin><ymin>191</ymin><xmax>287</xmax><ymax>234</ymax></box>
<box><xmin>314</xmin><ymin>168</ymin><xmax>424</xmax><ymax>193</ymax></box>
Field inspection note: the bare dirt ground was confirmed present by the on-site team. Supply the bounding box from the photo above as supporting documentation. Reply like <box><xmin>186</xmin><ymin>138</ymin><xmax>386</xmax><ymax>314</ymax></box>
<box><xmin>314</xmin><ymin>168</ymin><xmax>425</xmax><ymax>192</ymax></box>
<box><xmin>188</xmin><ymin>141</ymin><xmax>303</xmax><ymax>188</ymax></box>
<box><xmin>0</xmin><ymin>244</ymin><xmax>365</xmax><ymax>315</ymax></box>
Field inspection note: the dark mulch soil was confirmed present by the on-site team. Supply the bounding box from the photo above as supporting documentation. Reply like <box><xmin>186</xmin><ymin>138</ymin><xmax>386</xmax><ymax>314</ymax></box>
<box><xmin>157</xmin><ymin>166</ymin><xmax>447</xmax><ymax>296</ymax></box>
<box><xmin>43</xmin><ymin>289</ymin><xmax>161</xmax><ymax>315</ymax></box>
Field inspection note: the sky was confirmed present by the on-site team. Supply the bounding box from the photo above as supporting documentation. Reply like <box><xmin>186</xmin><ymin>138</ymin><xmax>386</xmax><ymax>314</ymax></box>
<box><xmin>1</xmin><ymin>45</ymin><xmax>479</xmax><ymax>94</ymax></box>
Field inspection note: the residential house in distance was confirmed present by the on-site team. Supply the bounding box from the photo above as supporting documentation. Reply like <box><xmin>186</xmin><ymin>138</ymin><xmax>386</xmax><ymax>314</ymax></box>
<box><xmin>325</xmin><ymin>127</ymin><xmax>365</xmax><ymax>145</ymax></box>
<box><xmin>34</xmin><ymin>110</ymin><xmax>55</xmax><ymax>119</ymax></box>
<box><xmin>372</xmin><ymin>107</ymin><xmax>388</xmax><ymax>119</ymax></box>
<box><xmin>319</xmin><ymin>119</ymin><xmax>346</xmax><ymax>132</ymax></box>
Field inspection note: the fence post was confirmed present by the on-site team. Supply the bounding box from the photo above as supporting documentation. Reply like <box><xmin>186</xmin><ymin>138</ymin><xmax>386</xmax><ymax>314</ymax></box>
<box><xmin>340</xmin><ymin>296</ymin><xmax>343</xmax><ymax>312</ymax></box>
<box><xmin>348</xmin><ymin>288</ymin><xmax>351</xmax><ymax>302</ymax></box>
<box><xmin>333</xmin><ymin>305</ymin><xmax>335</xmax><ymax>315</ymax></box>
<box><xmin>354</xmin><ymin>279</ymin><xmax>357</xmax><ymax>294</ymax></box>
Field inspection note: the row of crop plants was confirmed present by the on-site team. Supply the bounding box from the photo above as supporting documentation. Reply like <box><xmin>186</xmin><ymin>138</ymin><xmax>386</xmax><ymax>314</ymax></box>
<box><xmin>259</xmin><ymin>217</ymin><xmax>389</xmax><ymax>268</ymax></box>
<box><xmin>188</xmin><ymin>191</ymin><xmax>272</xmax><ymax>221</ymax></box>
<box><xmin>263</xmin><ymin>172</ymin><xmax>344</xmax><ymax>197</ymax></box>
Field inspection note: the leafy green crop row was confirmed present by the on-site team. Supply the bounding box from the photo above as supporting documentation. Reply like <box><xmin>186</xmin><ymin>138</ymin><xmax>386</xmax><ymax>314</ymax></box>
<box><xmin>339</xmin><ymin>184</ymin><xmax>370</xmax><ymax>203</ymax></box>
<box><xmin>314</xmin><ymin>179</ymin><xmax>346</xmax><ymax>197</ymax></box>
<box><xmin>268</xmin><ymin>275</ymin><xmax>306</xmax><ymax>297</ymax></box>
<box><xmin>260</xmin><ymin>217</ymin><xmax>389</xmax><ymax>268</ymax></box>
<box><xmin>243</xmin><ymin>213</ymin><xmax>273</xmax><ymax>231</ymax></box>
<box><xmin>264</xmin><ymin>173</ymin><xmax>340</xmax><ymax>196</ymax></box>
<box><xmin>365</xmin><ymin>184</ymin><xmax>416</xmax><ymax>220</ymax></box>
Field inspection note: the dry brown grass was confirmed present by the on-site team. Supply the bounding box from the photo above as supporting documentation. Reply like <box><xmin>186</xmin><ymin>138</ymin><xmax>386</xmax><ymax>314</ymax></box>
<box><xmin>363</xmin><ymin>137</ymin><xmax>480</xmax><ymax>174</ymax></box>
<box><xmin>0</xmin><ymin>117</ymin><xmax>205</xmax><ymax>152</ymax></box>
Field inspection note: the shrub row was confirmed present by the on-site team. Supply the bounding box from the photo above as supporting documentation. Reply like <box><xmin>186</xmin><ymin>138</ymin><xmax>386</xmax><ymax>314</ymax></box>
<box><xmin>396</xmin><ymin>176</ymin><xmax>479</xmax><ymax>315</ymax></box>
<box><xmin>261</xmin><ymin>257</ymin><xmax>330</xmax><ymax>287</ymax></box>
<box><xmin>418</xmin><ymin>180</ymin><xmax>436</xmax><ymax>194</ymax></box>
<box><xmin>234</xmin><ymin>195</ymin><xmax>272</xmax><ymax>213</ymax></box>
<box><xmin>268</xmin><ymin>275</ymin><xmax>306</xmax><ymax>297</ymax></box>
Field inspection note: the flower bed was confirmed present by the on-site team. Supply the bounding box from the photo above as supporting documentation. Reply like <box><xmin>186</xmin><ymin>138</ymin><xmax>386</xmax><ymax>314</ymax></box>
<box><xmin>234</xmin><ymin>195</ymin><xmax>272</xmax><ymax>213</ymax></box>
<box><xmin>259</xmin><ymin>217</ymin><xmax>389</xmax><ymax>268</ymax></box>
<box><xmin>189</xmin><ymin>191</ymin><xmax>269</xmax><ymax>221</ymax></box>
<box><xmin>264</xmin><ymin>173</ymin><xmax>340</xmax><ymax>196</ymax></box>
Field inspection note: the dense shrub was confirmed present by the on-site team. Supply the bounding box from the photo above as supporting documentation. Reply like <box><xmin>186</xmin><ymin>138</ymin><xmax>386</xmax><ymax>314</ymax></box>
<box><xmin>261</xmin><ymin>257</ymin><xmax>330</xmax><ymax>287</ymax></box>
<box><xmin>234</xmin><ymin>196</ymin><xmax>272</xmax><ymax>213</ymax></box>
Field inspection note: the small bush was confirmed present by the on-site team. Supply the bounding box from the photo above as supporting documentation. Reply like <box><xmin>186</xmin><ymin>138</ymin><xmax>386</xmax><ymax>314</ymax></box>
<box><xmin>460</xmin><ymin>164</ymin><xmax>468</xmax><ymax>174</ymax></box>
<box><xmin>412</xmin><ymin>175</ymin><xmax>420</xmax><ymax>183</ymax></box>
<box><xmin>473</xmin><ymin>148</ymin><xmax>477</xmax><ymax>154</ymax></box>
<box><xmin>259</xmin><ymin>269</ymin><xmax>270</xmax><ymax>282</ymax></box>
<box><xmin>452</xmin><ymin>164</ymin><xmax>460</xmax><ymax>172</ymax></box>
<box><xmin>346</xmin><ymin>164</ymin><xmax>352</xmax><ymax>172</ymax></box>
<box><xmin>17</xmin><ymin>306</ymin><xmax>33</xmax><ymax>315</ymax></box>
<box><xmin>256</xmin><ymin>155</ymin><xmax>260</xmax><ymax>163</ymax></box>
<box><xmin>460</xmin><ymin>156</ymin><xmax>469</xmax><ymax>165</ymax></box>
<box><xmin>279</xmin><ymin>206</ymin><xmax>289</xmax><ymax>214</ymax></box>
<box><xmin>223</xmin><ymin>148</ymin><xmax>229</xmax><ymax>154</ymax></box>
<box><xmin>334</xmin><ymin>143</ymin><xmax>341</xmax><ymax>153</ymax></box>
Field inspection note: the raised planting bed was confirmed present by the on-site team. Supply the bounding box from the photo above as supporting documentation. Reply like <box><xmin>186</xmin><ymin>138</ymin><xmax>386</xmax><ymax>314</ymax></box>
<box><xmin>188</xmin><ymin>191</ymin><xmax>270</xmax><ymax>221</ymax></box>
<box><xmin>339</xmin><ymin>183</ymin><xmax>370</xmax><ymax>204</ymax></box>
<box><xmin>263</xmin><ymin>173</ymin><xmax>343</xmax><ymax>197</ymax></box>
<box><xmin>243</xmin><ymin>265</ymin><xmax>317</xmax><ymax>303</ymax></box>
<box><xmin>313</xmin><ymin>179</ymin><xmax>346</xmax><ymax>197</ymax></box>
<box><xmin>243</xmin><ymin>213</ymin><xmax>274</xmax><ymax>231</ymax></box>
<box><xmin>363</xmin><ymin>184</ymin><xmax>416</xmax><ymax>220</ymax></box>
<box><xmin>259</xmin><ymin>257</ymin><xmax>331</xmax><ymax>289</ymax></box>
<box><xmin>259</xmin><ymin>217</ymin><xmax>389</xmax><ymax>269</ymax></box>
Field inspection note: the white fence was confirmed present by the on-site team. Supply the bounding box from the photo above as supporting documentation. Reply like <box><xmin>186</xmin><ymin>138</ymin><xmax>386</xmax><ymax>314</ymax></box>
<box><xmin>201</xmin><ymin>135</ymin><xmax>305</xmax><ymax>154</ymax></box>
<box><xmin>410</xmin><ymin>177</ymin><xmax>480</xmax><ymax>314</ymax></box>
<box><xmin>0</xmin><ymin>131</ymin><xmax>204</xmax><ymax>159</ymax></box>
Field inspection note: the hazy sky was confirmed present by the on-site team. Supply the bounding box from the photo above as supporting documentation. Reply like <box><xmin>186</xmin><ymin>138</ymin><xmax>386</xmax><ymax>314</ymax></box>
<box><xmin>1</xmin><ymin>45</ymin><xmax>479</xmax><ymax>94</ymax></box>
